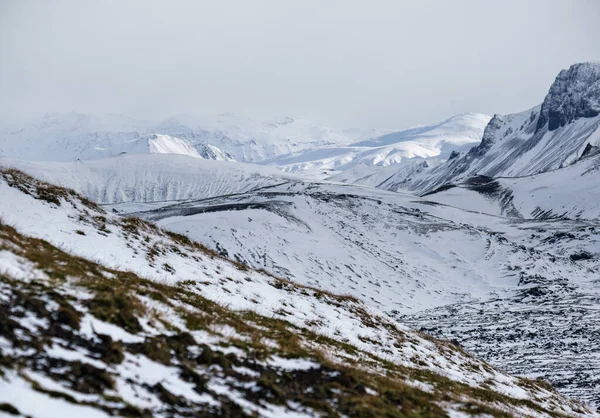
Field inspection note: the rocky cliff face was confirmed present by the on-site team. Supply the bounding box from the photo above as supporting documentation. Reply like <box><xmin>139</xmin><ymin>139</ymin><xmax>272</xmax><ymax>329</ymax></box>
<box><xmin>469</xmin><ymin>114</ymin><xmax>506</xmax><ymax>157</ymax></box>
<box><xmin>537</xmin><ymin>62</ymin><xmax>600</xmax><ymax>132</ymax></box>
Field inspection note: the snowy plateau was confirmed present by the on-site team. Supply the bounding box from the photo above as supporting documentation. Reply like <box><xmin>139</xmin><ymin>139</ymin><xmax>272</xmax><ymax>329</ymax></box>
<box><xmin>0</xmin><ymin>62</ymin><xmax>600</xmax><ymax>417</ymax></box>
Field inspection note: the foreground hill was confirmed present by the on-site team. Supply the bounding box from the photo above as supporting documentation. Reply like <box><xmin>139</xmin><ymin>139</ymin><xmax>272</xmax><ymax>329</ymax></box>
<box><xmin>0</xmin><ymin>167</ymin><xmax>596</xmax><ymax>417</ymax></box>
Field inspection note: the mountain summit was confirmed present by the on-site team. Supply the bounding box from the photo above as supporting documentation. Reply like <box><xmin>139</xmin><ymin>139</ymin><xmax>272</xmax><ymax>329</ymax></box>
<box><xmin>537</xmin><ymin>62</ymin><xmax>600</xmax><ymax>132</ymax></box>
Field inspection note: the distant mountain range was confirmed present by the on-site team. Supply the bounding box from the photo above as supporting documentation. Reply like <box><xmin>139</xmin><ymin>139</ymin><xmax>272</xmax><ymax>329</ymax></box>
<box><xmin>0</xmin><ymin>112</ymin><xmax>381</xmax><ymax>163</ymax></box>
<box><xmin>0</xmin><ymin>109</ymin><xmax>491</xmax><ymax>180</ymax></box>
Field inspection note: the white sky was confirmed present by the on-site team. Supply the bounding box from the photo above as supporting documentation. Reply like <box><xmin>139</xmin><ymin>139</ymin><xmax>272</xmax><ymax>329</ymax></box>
<box><xmin>1</xmin><ymin>0</ymin><xmax>599</xmax><ymax>128</ymax></box>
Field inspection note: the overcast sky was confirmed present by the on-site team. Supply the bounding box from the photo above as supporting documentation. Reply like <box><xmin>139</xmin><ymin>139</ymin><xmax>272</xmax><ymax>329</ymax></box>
<box><xmin>1</xmin><ymin>0</ymin><xmax>599</xmax><ymax>128</ymax></box>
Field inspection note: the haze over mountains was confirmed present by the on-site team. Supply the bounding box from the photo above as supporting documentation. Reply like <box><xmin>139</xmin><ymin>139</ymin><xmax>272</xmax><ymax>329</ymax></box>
<box><xmin>1</xmin><ymin>62</ymin><xmax>600</xmax><ymax>417</ymax></box>
<box><xmin>0</xmin><ymin>112</ymin><xmax>377</xmax><ymax>163</ymax></box>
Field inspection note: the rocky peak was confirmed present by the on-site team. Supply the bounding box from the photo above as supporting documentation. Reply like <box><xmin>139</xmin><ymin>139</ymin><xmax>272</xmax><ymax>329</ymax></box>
<box><xmin>469</xmin><ymin>114</ymin><xmax>505</xmax><ymax>157</ymax></box>
<box><xmin>536</xmin><ymin>62</ymin><xmax>600</xmax><ymax>132</ymax></box>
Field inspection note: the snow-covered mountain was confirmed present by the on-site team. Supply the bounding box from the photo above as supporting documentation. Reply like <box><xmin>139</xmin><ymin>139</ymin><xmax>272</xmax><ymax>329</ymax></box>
<box><xmin>263</xmin><ymin>113</ymin><xmax>490</xmax><ymax>178</ymax></box>
<box><xmin>0</xmin><ymin>112</ymin><xmax>148</xmax><ymax>161</ymax></box>
<box><xmin>345</xmin><ymin>63</ymin><xmax>600</xmax><ymax>199</ymax></box>
<box><xmin>0</xmin><ymin>112</ymin><xmax>380</xmax><ymax>164</ymax></box>
<box><xmin>3</xmin><ymin>167</ymin><xmax>591</xmax><ymax>417</ymax></box>
<box><xmin>0</xmin><ymin>112</ymin><xmax>237</xmax><ymax>162</ymax></box>
<box><xmin>76</xmin><ymin>133</ymin><xmax>235</xmax><ymax>161</ymax></box>
<box><xmin>0</xmin><ymin>110</ymin><xmax>490</xmax><ymax>180</ymax></box>
<box><xmin>153</xmin><ymin>113</ymin><xmax>381</xmax><ymax>163</ymax></box>
<box><xmin>123</xmin><ymin>180</ymin><xmax>596</xmax><ymax>312</ymax></box>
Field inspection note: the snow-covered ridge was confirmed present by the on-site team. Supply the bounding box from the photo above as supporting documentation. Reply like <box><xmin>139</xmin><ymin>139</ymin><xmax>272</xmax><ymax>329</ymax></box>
<box><xmin>1</xmin><ymin>167</ymin><xmax>592</xmax><ymax>417</ymax></box>
<box><xmin>83</xmin><ymin>133</ymin><xmax>235</xmax><ymax>161</ymax></box>
<box><xmin>0</xmin><ymin>154</ymin><xmax>292</xmax><ymax>204</ymax></box>
<box><xmin>351</xmin><ymin>113</ymin><xmax>490</xmax><ymax>148</ymax></box>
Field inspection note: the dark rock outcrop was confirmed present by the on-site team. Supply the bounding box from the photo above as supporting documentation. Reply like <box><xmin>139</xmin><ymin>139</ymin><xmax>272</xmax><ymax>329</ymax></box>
<box><xmin>469</xmin><ymin>114</ymin><xmax>505</xmax><ymax>157</ymax></box>
<box><xmin>537</xmin><ymin>62</ymin><xmax>600</xmax><ymax>132</ymax></box>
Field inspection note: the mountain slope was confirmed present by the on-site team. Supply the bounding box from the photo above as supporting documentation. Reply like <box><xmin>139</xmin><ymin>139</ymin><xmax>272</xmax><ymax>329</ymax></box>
<box><xmin>1</xmin><ymin>168</ymin><xmax>592</xmax><ymax>417</ymax></box>
<box><xmin>351</xmin><ymin>114</ymin><xmax>490</xmax><ymax>148</ymax></box>
<box><xmin>421</xmin><ymin>153</ymin><xmax>600</xmax><ymax>220</ymax></box>
<box><xmin>9</xmin><ymin>154</ymin><xmax>595</xmax><ymax>315</ymax></box>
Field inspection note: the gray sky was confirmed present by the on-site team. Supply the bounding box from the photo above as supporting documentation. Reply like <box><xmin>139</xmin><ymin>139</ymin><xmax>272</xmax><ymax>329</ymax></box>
<box><xmin>1</xmin><ymin>0</ymin><xmax>599</xmax><ymax>128</ymax></box>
